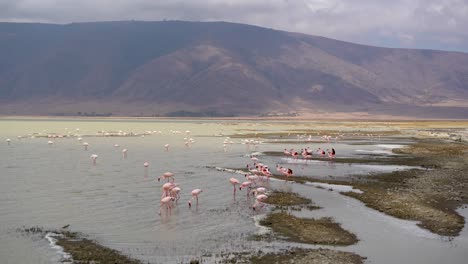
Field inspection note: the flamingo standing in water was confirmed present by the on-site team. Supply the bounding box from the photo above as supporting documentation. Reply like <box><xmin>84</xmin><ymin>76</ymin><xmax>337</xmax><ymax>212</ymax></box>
<box><xmin>158</xmin><ymin>172</ymin><xmax>175</xmax><ymax>182</ymax></box>
<box><xmin>229</xmin><ymin>178</ymin><xmax>240</xmax><ymax>194</ymax></box>
<box><xmin>159</xmin><ymin>196</ymin><xmax>175</xmax><ymax>215</ymax></box>
<box><xmin>164</xmin><ymin>144</ymin><xmax>170</xmax><ymax>151</ymax></box>
<box><xmin>239</xmin><ymin>181</ymin><xmax>253</xmax><ymax>196</ymax></box>
<box><xmin>253</xmin><ymin>194</ymin><xmax>268</xmax><ymax>210</ymax></box>
<box><xmin>83</xmin><ymin>142</ymin><xmax>89</xmax><ymax>150</ymax></box>
<box><xmin>122</xmin><ymin>148</ymin><xmax>128</xmax><ymax>158</ymax></box>
<box><xmin>251</xmin><ymin>187</ymin><xmax>267</xmax><ymax>196</ymax></box>
<box><xmin>6</xmin><ymin>138</ymin><xmax>11</xmax><ymax>145</ymax></box>
<box><xmin>143</xmin><ymin>161</ymin><xmax>149</xmax><ymax>177</ymax></box>
<box><xmin>161</xmin><ymin>182</ymin><xmax>176</xmax><ymax>198</ymax></box>
<box><xmin>170</xmin><ymin>187</ymin><xmax>181</xmax><ymax>203</ymax></box>
<box><xmin>90</xmin><ymin>154</ymin><xmax>98</xmax><ymax>165</ymax></box>
<box><xmin>328</xmin><ymin>148</ymin><xmax>336</xmax><ymax>159</ymax></box>
<box><xmin>47</xmin><ymin>140</ymin><xmax>54</xmax><ymax>146</ymax></box>
<box><xmin>188</xmin><ymin>189</ymin><xmax>203</xmax><ymax>208</ymax></box>
<box><xmin>245</xmin><ymin>174</ymin><xmax>259</xmax><ymax>185</ymax></box>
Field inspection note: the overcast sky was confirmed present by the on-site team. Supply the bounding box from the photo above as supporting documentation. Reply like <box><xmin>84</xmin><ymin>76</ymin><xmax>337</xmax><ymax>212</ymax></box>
<box><xmin>1</xmin><ymin>0</ymin><xmax>467</xmax><ymax>52</ymax></box>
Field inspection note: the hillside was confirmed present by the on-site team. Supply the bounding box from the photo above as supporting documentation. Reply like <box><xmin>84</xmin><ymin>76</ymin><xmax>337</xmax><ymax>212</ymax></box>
<box><xmin>0</xmin><ymin>21</ymin><xmax>467</xmax><ymax>118</ymax></box>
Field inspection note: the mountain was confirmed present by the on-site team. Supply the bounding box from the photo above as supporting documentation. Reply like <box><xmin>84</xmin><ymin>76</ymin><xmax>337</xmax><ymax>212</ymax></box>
<box><xmin>0</xmin><ymin>21</ymin><xmax>467</xmax><ymax>118</ymax></box>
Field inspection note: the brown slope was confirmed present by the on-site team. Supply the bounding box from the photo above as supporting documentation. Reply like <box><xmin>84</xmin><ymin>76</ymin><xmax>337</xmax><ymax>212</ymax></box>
<box><xmin>0</xmin><ymin>21</ymin><xmax>467</xmax><ymax>117</ymax></box>
<box><xmin>112</xmin><ymin>43</ymin><xmax>382</xmax><ymax>114</ymax></box>
<box><xmin>296</xmin><ymin>34</ymin><xmax>468</xmax><ymax>106</ymax></box>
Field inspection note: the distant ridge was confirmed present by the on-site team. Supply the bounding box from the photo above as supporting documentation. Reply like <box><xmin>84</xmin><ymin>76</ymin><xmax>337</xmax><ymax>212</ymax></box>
<box><xmin>0</xmin><ymin>20</ymin><xmax>467</xmax><ymax>118</ymax></box>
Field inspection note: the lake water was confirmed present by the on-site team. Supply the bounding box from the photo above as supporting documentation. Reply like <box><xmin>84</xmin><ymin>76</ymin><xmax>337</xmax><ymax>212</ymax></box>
<box><xmin>0</xmin><ymin>118</ymin><xmax>466</xmax><ymax>264</ymax></box>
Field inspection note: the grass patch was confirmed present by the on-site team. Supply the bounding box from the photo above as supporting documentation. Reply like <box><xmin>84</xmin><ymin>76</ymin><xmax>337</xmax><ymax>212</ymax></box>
<box><xmin>19</xmin><ymin>227</ymin><xmax>142</xmax><ymax>264</ymax></box>
<box><xmin>259</xmin><ymin>213</ymin><xmax>358</xmax><ymax>245</ymax></box>
<box><xmin>249</xmin><ymin>248</ymin><xmax>364</xmax><ymax>264</ymax></box>
<box><xmin>265</xmin><ymin>191</ymin><xmax>314</xmax><ymax>207</ymax></box>
<box><xmin>341</xmin><ymin>140</ymin><xmax>468</xmax><ymax>236</ymax></box>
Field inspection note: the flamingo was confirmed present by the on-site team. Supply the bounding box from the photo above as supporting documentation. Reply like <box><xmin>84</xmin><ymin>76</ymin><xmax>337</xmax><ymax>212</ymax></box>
<box><xmin>122</xmin><ymin>148</ymin><xmax>127</xmax><ymax>158</ymax></box>
<box><xmin>286</xmin><ymin>168</ymin><xmax>294</xmax><ymax>180</ymax></box>
<box><xmin>302</xmin><ymin>148</ymin><xmax>313</xmax><ymax>160</ymax></box>
<box><xmin>291</xmin><ymin>150</ymin><xmax>299</xmax><ymax>159</ymax></box>
<box><xmin>158</xmin><ymin>172</ymin><xmax>175</xmax><ymax>182</ymax></box>
<box><xmin>47</xmin><ymin>140</ymin><xmax>54</xmax><ymax>146</ymax></box>
<box><xmin>6</xmin><ymin>138</ymin><xmax>11</xmax><ymax>145</ymax></box>
<box><xmin>159</xmin><ymin>196</ymin><xmax>175</xmax><ymax>215</ymax></box>
<box><xmin>239</xmin><ymin>181</ymin><xmax>253</xmax><ymax>195</ymax></box>
<box><xmin>328</xmin><ymin>148</ymin><xmax>336</xmax><ymax>159</ymax></box>
<box><xmin>90</xmin><ymin>154</ymin><xmax>98</xmax><ymax>165</ymax></box>
<box><xmin>229</xmin><ymin>178</ymin><xmax>240</xmax><ymax>194</ymax></box>
<box><xmin>83</xmin><ymin>142</ymin><xmax>89</xmax><ymax>150</ymax></box>
<box><xmin>170</xmin><ymin>187</ymin><xmax>181</xmax><ymax>202</ymax></box>
<box><xmin>161</xmin><ymin>182</ymin><xmax>176</xmax><ymax>198</ymax></box>
<box><xmin>253</xmin><ymin>194</ymin><xmax>269</xmax><ymax>210</ymax></box>
<box><xmin>251</xmin><ymin>187</ymin><xmax>267</xmax><ymax>196</ymax></box>
<box><xmin>164</xmin><ymin>144</ymin><xmax>170</xmax><ymax>151</ymax></box>
<box><xmin>114</xmin><ymin>144</ymin><xmax>120</xmax><ymax>148</ymax></box>
<box><xmin>143</xmin><ymin>161</ymin><xmax>149</xmax><ymax>177</ymax></box>
<box><xmin>245</xmin><ymin>174</ymin><xmax>259</xmax><ymax>184</ymax></box>
<box><xmin>188</xmin><ymin>189</ymin><xmax>203</xmax><ymax>208</ymax></box>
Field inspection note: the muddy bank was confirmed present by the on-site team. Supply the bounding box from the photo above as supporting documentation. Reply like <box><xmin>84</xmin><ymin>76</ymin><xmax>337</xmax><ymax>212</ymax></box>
<box><xmin>262</xmin><ymin>191</ymin><xmax>321</xmax><ymax>211</ymax></box>
<box><xmin>20</xmin><ymin>227</ymin><xmax>142</xmax><ymax>264</ymax></box>
<box><xmin>343</xmin><ymin>140</ymin><xmax>468</xmax><ymax>236</ymax></box>
<box><xmin>259</xmin><ymin>213</ymin><xmax>358</xmax><ymax>245</ymax></box>
<box><xmin>248</xmin><ymin>248</ymin><xmax>364</xmax><ymax>264</ymax></box>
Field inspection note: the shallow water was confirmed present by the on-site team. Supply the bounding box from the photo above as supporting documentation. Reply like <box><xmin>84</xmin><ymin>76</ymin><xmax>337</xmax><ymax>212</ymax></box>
<box><xmin>0</xmin><ymin>119</ymin><xmax>466</xmax><ymax>264</ymax></box>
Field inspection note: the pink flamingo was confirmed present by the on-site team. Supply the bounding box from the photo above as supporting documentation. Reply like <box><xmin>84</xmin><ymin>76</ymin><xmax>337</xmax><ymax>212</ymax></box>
<box><xmin>245</xmin><ymin>174</ymin><xmax>259</xmax><ymax>184</ymax></box>
<box><xmin>159</xmin><ymin>196</ymin><xmax>175</xmax><ymax>215</ymax></box>
<box><xmin>302</xmin><ymin>148</ymin><xmax>313</xmax><ymax>160</ymax></box>
<box><xmin>229</xmin><ymin>178</ymin><xmax>240</xmax><ymax>194</ymax></box>
<box><xmin>251</xmin><ymin>187</ymin><xmax>267</xmax><ymax>196</ymax></box>
<box><xmin>161</xmin><ymin>182</ymin><xmax>176</xmax><ymax>198</ymax></box>
<box><xmin>164</xmin><ymin>144</ymin><xmax>170</xmax><ymax>151</ymax></box>
<box><xmin>170</xmin><ymin>187</ymin><xmax>181</xmax><ymax>202</ymax></box>
<box><xmin>90</xmin><ymin>154</ymin><xmax>98</xmax><ymax>165</ymax></box>
<box><xmin>158</xmin><ymin>172</ymin><xmax>175</xmax><ymax>182</ymax></box>
<box><xmin>328</xmin><ymin>148</ymin><xmax>336</xmax><ymax>159</ymax></box>
<box><xmin>143</xmin><ymin>161</ymin><xmax>149</xmax><ymax>177</ymax></box>
<box><xmin>239</xmin><ymin>181</ymin><xmax>253</xmax><ymax>196</ymax></box>
<box><xmin>83</xmin><ymin>142</ymin><xmax>89</xmax><ymax>150</ymax></box>
<box><xmin>291</xmin><ymin>150</ymin><xmax>299</xmax><ymax>159</ymax></box>
<box><xmin>48</xmin><ymin>140</ymin><xmax>54</xmax><ymax>146</ymax></box>
<box><xmin>247</xmin><ymin>164</ymin><xmax>261</xmax><ymax>175</ymax></box>
<box><xmin>188</xmin><ymin>189</ymin><xmax>203</xmax><ymax>208</ymax></box>
<box><xmin>286</xmin><ymin>168</ymin><xmax>293</xmax><ymax>180</ymax></box>
<box><xmin>284</xmin><ymin>148</ymin><xmax>291</xmax><ymax>156</ymax></box>
<box><xmin>122</xmin><ymin>148</ymin><xmax>128</xmax><ymax>158</ymax></box>
<box><xmin>253</xmin><ymin>194</ymin><xmax>268</xmax><ymax>210</ymax></box>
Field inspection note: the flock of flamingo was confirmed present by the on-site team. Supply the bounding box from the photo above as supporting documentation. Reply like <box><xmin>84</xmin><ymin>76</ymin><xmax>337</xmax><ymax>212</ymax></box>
<box><xmin>5</xmin><ymin>129</ymin><xmax>338</xmax><ymax>216</ymax></box>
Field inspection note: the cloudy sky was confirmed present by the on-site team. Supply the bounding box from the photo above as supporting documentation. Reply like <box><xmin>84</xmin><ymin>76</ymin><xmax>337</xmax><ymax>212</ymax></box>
<box><xmin>1</xmin><ymin>0</ymin><xmax>467</xmax><ymax>52</ymax></box>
